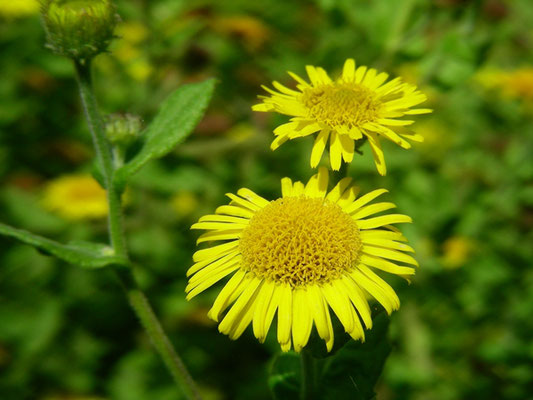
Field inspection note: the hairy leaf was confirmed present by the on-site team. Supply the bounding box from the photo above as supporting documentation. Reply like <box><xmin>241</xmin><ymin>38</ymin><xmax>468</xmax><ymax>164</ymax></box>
<box><xmin>115</xmin><ymin>78</ymin><xmax>216</xmax><ymax>186</ymax></box>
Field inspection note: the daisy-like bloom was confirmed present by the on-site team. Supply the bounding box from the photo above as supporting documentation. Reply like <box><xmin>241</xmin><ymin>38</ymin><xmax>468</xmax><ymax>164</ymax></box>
<box><xmin>252</xmin><ymin>59</ymin><xmax>431</xmax><ymax>175</ymax></box>
<box><xmin>41</xmin><ymin>174</ymin><xmax>109</xmax><ymax>220</ymax></box>
<box><xmin>187</xmin><ymin>168</ymin><xmax>417</xmax><ymax>352</ymax></box>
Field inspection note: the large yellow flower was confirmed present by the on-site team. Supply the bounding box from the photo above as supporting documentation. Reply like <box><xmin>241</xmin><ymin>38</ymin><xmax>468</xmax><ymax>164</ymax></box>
<box><xmin>253</xmin><ymin>59</ymin><xmax>431</xmax><ymax>175</ymax></box>
<box><xmin>41</xmin><ymin>174</ymin><xmax>108</xmax><ymax>220</ymax></box>
<box><xmin>187</xmin><ymin>168</ymin><xmax>417</xmax><ymax>352</ymax></box>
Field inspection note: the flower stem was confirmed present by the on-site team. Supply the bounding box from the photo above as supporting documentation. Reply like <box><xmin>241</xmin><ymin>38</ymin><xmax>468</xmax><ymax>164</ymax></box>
<box><xmin>74</xmin><ymin>59</ymin><xmax>127</xmax><ymax>257</ymax></box>
<box><xmin>74</xmin><ymin>59</ymin><xmax>202</xmax><ymax>400</ymax></box>
<box><xmin>115</xmin><ymin>268</ymin><xmax>203</xmax><ymax>400</ymax></box>
<box><xmin>300</xmin><ymin>349</ymin><xmax>316</xmax><ymax>400</ymax></box>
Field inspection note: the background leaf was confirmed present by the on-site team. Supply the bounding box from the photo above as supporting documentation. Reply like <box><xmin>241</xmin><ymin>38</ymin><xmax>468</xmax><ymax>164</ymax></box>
<box><xmin>115</xmin><ymin>78</ymin><xmax>216</xmax><ymax>185</ymax></box>
<box><xmin>0</xmin><ymin>222</ymin><xmax>127</xmax><ymax>268</ymax></box>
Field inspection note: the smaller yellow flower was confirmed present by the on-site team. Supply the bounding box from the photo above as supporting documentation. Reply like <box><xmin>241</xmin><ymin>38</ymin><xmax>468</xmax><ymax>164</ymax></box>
<box><xmin>211</xmin><ymin>16</ymin><xmax>270</xmax><ymax>50</ymax></box>
<box><xmin>112</xmin><ymin>22</ymin><xmax>152</xmax><ymax>81</ymax></box>
<box><xmin>442</xmin><ymin>237</ymin><xmax>474</xmax><ymax>269</ymax></box>
<box><xmin>0</xmin><ymin>0</ymin><xmax>39</xmax><ymax>18</ymax></box>
<box><xmin>41</xmin><ymin>174</ymin><xmax>108</xmax><ymax>220</ymax></box>
<box><xmin>253</xmin><ymin>59</ymin><xmax>431</xmax><ymax>174</ymax></box>
<box><xmin>171</xmin><ymin>191</ymin><xmax>199</xmax><ymax>218</ymax></box>
<box><xmin>477</xmin><ymin>67</ymin><xmax>533</xmax><ymax>101</ymax></box>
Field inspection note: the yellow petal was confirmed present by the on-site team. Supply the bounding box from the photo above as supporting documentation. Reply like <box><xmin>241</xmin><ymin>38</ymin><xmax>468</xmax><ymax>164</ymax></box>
<box><xmin>208</xmin><ymin>270</ymin><xmax>247</xmax><ymax>321</ymax></box>
<box><xmin>252</xmin><ymin>281</ymin><xmax>278</xmax><ymax>342</ymax></box>
<box><xmin>356</xmin><ymin>214</ymin><xmax>412</xmax><ymax>230</ymax></box>
<box><xmin>277</xmin><ymin>285</ymin><xmax>293</xmax><ymax>347</ymax></box>
<box><xmin>310</xmin><ymin>129</ymin><xmax>330</xmax><ymax>168</ymax></box>
<box><xmin>219</xmin><ymin>278</ymin><xmax>262</xmax><ymax>335</ymax></box>
<box><xmin>338</xmin><ymin>134</ymin><xmax>355</xmax><ymax>163</ymax></box>
<box><xmin>329</xmin><ymin>131</ymin><xmax>343</xmax><ymax>171</ymax></box>
<box><xmin>342</xmin><ymin>58</ymin><xmax>356</xmax><ymax>82</ymax></box>
<box><xmin>281</xmin><ymin>177</ymin><xmax>293</xmax><ymax>197</ymax></box>
<box><xmin>366</xmin><ymin>132</ymin><xmax>387</xmax><ymax>176</ymax></box>
<box><xmin>351</xmin><ymin>202</ymin><xmax>396</xmax><ymax>220</ymax></box>
<box><xmin>292</xmin><ymin>289</ymin><xmax>313</xmax><ymax>352</ymax></box>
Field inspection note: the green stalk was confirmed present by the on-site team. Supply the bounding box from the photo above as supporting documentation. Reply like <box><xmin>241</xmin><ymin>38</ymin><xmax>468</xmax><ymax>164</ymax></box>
<box><xmin>300</xmin><ymin>349</ymin><xmax>316</xmax><ymax>400</ymax></box>
<box><xmin>74</xmin><ymin>59</ymin><xmax>202</xmax><ymax>400</ymax></box>
<box><xmin>74</xmin><ymin>60</ymin><xmax>126</xmax><ymax>257</ymax></box>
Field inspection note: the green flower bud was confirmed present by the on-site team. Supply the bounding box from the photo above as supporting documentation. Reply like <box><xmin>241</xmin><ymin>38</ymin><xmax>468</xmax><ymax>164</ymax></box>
<box><xmin>105</xmin><ymin>113</ymin><xmax>142</xmax><ymax>146</ymax></box>
<box><xmin>41</xmin><ymin>0</ymin><xmax>118</xmax><ymax>61</ymax></box>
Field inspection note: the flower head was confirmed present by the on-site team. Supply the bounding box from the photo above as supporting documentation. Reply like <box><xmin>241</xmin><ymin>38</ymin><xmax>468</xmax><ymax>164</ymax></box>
<box><xmin>41</xmin><ymin>174</ymin><xmax>108</xmax><ymax>220</ymax></box>
<box><xmin>253</xmin><ymin>59</ymin><xmax>431</xmax><ymax>175</ymax></box>
<box><xmin>187</xmin><ymin>168</ymin><xmax>417</xmax><ymax>352</ymax></box>
<box><xmin>41</xmin><ymin>0</ymin><xmax>118</xmax><ymax>61</ymax></box>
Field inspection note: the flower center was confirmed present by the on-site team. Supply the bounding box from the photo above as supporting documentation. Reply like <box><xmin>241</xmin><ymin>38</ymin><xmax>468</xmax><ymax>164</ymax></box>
<box><xmin>301</xmin><ymin>82</ymin><xmax>381</xmax><ymax>129</ymax></box>
<box><xmin>239</xmin><ymin>196</ymin><xmax>361</xmax><ymax>287</ymax></box>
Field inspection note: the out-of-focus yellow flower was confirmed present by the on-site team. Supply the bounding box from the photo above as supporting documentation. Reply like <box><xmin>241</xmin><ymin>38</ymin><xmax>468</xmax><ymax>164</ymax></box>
<box><xmin>0</xmin><ymin>0</ymin><xmax>39</xmax><ymax>18</ymax></box>
<box><xmin>442</xmin><ymin>237</ymin><xmax>474</xmax><ymax>269</ymax></box>
<box><xmin>476</xmin><ymin>67</ymin><xmax>533</xmax><ymax>102</ymax></box>
<box><xmin>112</xmin><ymin>21</ymin><xmax>153</xmax><ymax>81</ymax></box>
<box><xmin>225</xmin><ymin>123</ymin><xmax>254</xmax><ymax>143</ymax></box>
<box><xmin>126</xmin><ymin>59</ymin><xmax>153</xmax><ymax>82</ymax></box>
<box><xmin>41</xmin><ymin>174</ymin><xmax>109</xmax><ymax>220</ymax></box>
<box><xmin>171</xmin><ymin>191</ymin><xmax>199</xmax><ymax>218</ymax></box>
<box><xmin>117</xmin><ymin>21</ymin><xmax>149</xmax><ymax>44</ymax></box>
<box><xmin>211</xmin><ymin>16</ymin><xmax>270</xmax><ymax>51</ymax></box>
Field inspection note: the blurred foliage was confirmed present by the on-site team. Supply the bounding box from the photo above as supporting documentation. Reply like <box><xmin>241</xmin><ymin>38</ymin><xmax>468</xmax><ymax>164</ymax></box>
<box><xmin>1</xmin><ymin>0</ymin><xmax>533</xmax><ymax>399</ymax></box>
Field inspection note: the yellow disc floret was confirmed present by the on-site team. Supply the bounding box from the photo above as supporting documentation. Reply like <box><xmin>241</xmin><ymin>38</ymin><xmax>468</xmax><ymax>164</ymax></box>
<box><xmin>301</xmin><ymin>82</ymin><xmax>381</xmax><ymax>129</ymax></box>
<box><xmin>239</xmin><ymin>196</ymin><xmax>361</xmax><ymax>287</ymax></box>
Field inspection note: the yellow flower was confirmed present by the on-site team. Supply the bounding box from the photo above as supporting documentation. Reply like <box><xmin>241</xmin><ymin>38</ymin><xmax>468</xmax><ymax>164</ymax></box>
<box><xmin>253</xmin><ymin>59</ymin><xmax>431</xmax><ymax>174</ymax></box>
<box><xmin>0</xmin><ymin>0</ymin><xmax>39</xmax><ymax>18</ymax></box>
<box><xmin>41</xmin><ymin>174</ymin><xmax>108</xmax><ymax>220</ymax></box>
<box><xmin>187</xmin><ymin>168</ymin><xmax>417</xmax><ymax>352</ymax></box>
<box><xmin>211</xmin><ymin>16</ymin><xmax>270</xmax><ymax>51</ymax></box>
<box><xmin>477</xmin><ymin>67</ymin><xmax>533</xmax><ymax>102</ymax></box>
<box><xmin>442</xmin><ymin>237</ymin><xmax>473</xmax><ymax>269</ymax></box>
<box><xmin>171</xmin><ymin>191</ymin><xmax>199</xmax><ymax>218</ymax></box>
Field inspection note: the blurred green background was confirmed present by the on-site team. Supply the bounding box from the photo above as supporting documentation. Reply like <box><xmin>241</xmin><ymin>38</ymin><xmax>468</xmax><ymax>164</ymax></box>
<box><xmin>1</xmin><ymin>0</ymin><xmax>533</xmax><ymax>399</ymax></box>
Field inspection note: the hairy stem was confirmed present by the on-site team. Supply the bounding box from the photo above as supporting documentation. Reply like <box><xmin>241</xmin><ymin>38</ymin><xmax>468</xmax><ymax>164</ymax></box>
<box><xmin>74</xmin><ymin>59</ymin><xmax>202</xmax><ymax>400</ymax></box>
<box><xmin>74</xmin><ymin>60</ymin><xmax>127</xmax><ymax>257</ymax></box>
<box><xmin>116</xmin><ymin>269</ymin><xmax>203</xmax><ymax>400</ymax></box>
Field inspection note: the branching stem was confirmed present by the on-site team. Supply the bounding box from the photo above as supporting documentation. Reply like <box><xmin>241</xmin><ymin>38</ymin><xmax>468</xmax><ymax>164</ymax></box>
<box><xmin>74</xmin><ymin>59</ymin><xmax>202</xmax><ymax>400</ymax></box>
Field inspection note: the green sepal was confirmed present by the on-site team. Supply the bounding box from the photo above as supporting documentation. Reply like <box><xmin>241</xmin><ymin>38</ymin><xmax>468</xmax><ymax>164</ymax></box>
<box><xmin>0</xmin><ymin>222</ymin><xmax>128</xmax><ymax>269</ymax></box>
<box><xmin>114</xmin><ymin>78</ymin><xmax>216</xmax><ymax>188</ymax></box>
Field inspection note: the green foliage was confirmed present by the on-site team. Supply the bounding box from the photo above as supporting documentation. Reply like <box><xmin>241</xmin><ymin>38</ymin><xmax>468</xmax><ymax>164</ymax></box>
<box><xmin>269</xmin><ymin>313</ymin><xmax>391</xmax><ymax>400</ymax></box>
<box><xmin>115</xmin><ymin>79</ymin><xmax>216</xmax><ymax>187</ymax></box>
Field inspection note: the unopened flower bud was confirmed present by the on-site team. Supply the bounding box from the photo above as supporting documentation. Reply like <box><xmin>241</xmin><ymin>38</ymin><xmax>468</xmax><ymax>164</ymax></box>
<box><xmin>41</xmin><ymin>0</ymin><xmax>118</xmax><ymax>61</ymax></box>
<box><xmin>105</xmin><ymin>113</ymin><xmax>142</xmax><ymax>146</ymax></box>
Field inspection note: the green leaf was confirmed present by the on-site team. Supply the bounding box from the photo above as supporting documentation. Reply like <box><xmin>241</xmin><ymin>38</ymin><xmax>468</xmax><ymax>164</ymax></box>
<box><xmin>269</xmin><ymin>352</ymin><xmax>301</xmax><ymax>400</ymax></box>
<box><xmin>0</xmin><ymin>222</ymin><xmax>128</xmax><ymax>268</ymax></box>
<box><xmin>115</xmin><ymin>78</ymin><xmax>216</xmax><ymax>186</ymax></box>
